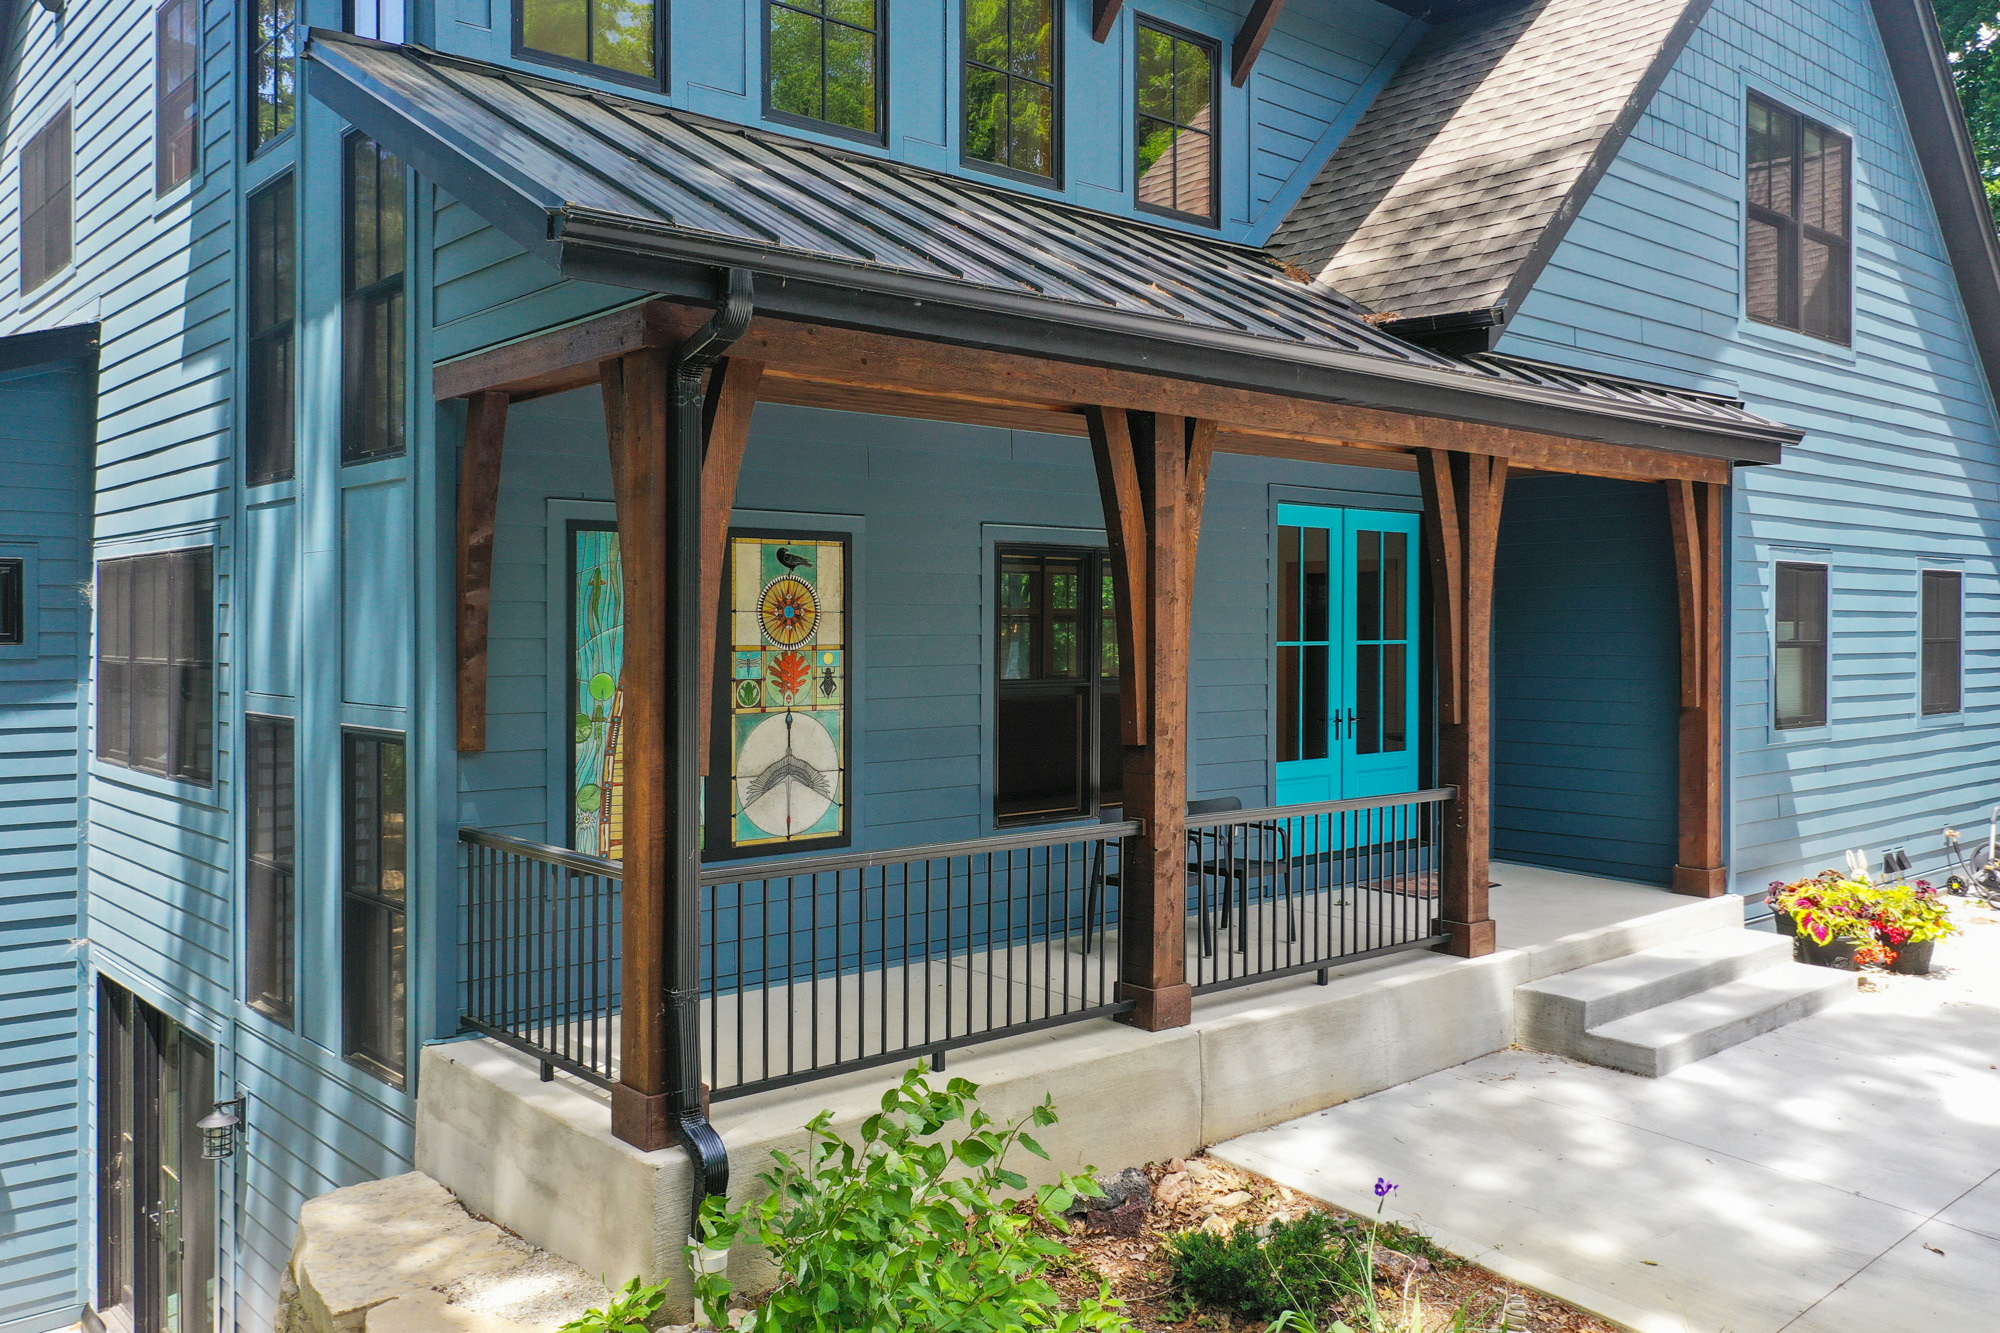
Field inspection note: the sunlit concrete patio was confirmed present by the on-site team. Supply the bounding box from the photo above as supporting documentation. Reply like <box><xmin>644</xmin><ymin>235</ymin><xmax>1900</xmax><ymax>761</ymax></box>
<box><xmin>1214</xmin><ymin>898</ymin><xmax>2000</xmax><ymax>1333</ymax></box>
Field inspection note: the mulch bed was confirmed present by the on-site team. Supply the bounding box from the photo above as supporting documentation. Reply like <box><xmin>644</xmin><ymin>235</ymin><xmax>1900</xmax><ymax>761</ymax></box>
<box><xmin>1048</xmin><ymin>1154</ymin><xmax>1624</xmax><ymax>1333</ymax></box>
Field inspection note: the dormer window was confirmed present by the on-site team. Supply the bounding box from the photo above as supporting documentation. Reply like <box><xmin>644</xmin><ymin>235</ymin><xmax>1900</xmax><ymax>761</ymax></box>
<box><xmin>767</xmin><ymin>0</ymin><xmax>884</xmax><ymax>142</ymax></box>
<box><xmin>1135</xmin><ymin>19</ymin><xmax>1216</xmax><ymax>225</ymax></box>
<box><xmin>964</xmin><ymin>0</ymin><xmax>1058</xmax><ymax>181</ymax></box>
<box><xmin>519</xmin><ymin>0</ymin><xmax>660</xmax><ymax>85</ymax></box>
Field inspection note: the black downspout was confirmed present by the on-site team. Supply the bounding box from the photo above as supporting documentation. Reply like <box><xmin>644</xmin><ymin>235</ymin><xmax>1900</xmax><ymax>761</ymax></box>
<box><xmin>669</xmin><ymin>268</ymin><xmax>753</xmax><ymax>1239</ymax></box>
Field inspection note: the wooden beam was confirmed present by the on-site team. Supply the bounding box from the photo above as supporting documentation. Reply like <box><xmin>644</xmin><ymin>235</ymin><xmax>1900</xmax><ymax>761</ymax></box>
<box><xmin>1093</xmin><ymin>0</ymin><xmax>1124</xmax><ymax>41</ymax></box>
<box><xmin>1419</xmin><ymin>449</ymin><xmax>1506</xmax><ymax>958</ymax></box>
<box><xmin>1668</xmin><ymin>479</ymin><xmax>1728</xmax><ymax>898</ymax></box>
<box><xmin>1231</xmin><ymin>0</ymin><xmax>1285</xmax><ymax>86</ymax></box>
<box><xmin>435</xmin><ymin>304</ymin><xmax>654</xmax><ymax>402</ymax></box>
<box><xmin>455</xmin><ymin>391</ymin><xmax>508</xmax><ymax>753</ymax></box>
<box><xmin>1086</xmin><ymin>407</ymin><xmax>1151</xmax><ymax>746</ymax></box>
<box><xmin>696</xmin><ymin>358</ymin><xmax>765</xmax><ymax>774</ymax></box>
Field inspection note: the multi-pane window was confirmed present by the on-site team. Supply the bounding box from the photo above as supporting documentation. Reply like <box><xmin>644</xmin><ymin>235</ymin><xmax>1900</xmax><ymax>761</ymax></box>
<box><xmin>767</xmin><ymin>0</ymin><xmax>882</xmax><ymax>139</ymax></box>
<box><xmin>342</xmin><ymin>730</ymin><xmax>407</xmax><ymax>1087</ymax></box>
<box><xmin>251</xmin><ymin>0</ymin><xmax>298</xmax><ymax>152</ymax></box>
<box><xmin>350</xmin><ymin>0</ymin><xmax>406</xmax><ymax>43</ymax></box>
<box><xmin>1746</xmin><ymin>94</ymin><xmax>1851</xmax><ymax>343</ymax></box>
<box><xmin>1135</xmin><ymin>21</ymin><xmax>1216</xmax><ymax>223</ymax></box>
<box><xmin>964</xmin><ymin>0</ymin><xmax>1057</xmax><ymax>180</ymax></box>
<box><xmin>247</xmin><ymin>176</ymin><xmax>296</xmax><ymax>485</ymax></box>
<box><xmin>245</xmin><ymin>715</ymin><xmax>297</xmax><ymax>1026</ymax></box>
<box><xmin>156</xmin><ymin>0</ymin><xmax>200</xmax><ymax>193</ymax></box>
<box><xmin>96</xmin><ymin>548</ymin><xmax>215</xmax><ymax>783</ymax></box>
<box><xmin>1921</xmin><ymin>570</ymin><xmax>1963</xmax><ymax>717</ymax></box>
<box><xmin>20</xmin><ymin>106</ymin><xmax>72</xmax><ymax>295</ymax></box>
<box><xmin>1774</xmin><ymin>561</ymin><xmax>1829</xmax><ymax>730</ymax></box>
<box><xmin>343</xmin><ymin>135</ymin><xmax>407</xmax><ymax>463</ymax></box>
<box><xmin>0</xmin><ymin>558</ymin><xmax>22</xmax><ymax>646</ymax></box>
<box><xmin>995</xmin><ymin>547</ymin><xmax>1121</xmax><ymax>824</ymax></box>
<box><xmin>519</xmin><ymin>0</ymin><xmax>657</xmax><ymax>81</ymax></box>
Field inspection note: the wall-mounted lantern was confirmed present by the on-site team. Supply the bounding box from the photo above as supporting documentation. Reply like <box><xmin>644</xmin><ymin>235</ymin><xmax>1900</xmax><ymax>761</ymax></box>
<box><xmin>199</xmin><ymin>1098</ymin><xmax>245</xmax><ymax>1160</ymax></box>
<box><xmin>35</xmin><ymin>0</ymin><xmax>64</xmax><ymax>16</ymax></box>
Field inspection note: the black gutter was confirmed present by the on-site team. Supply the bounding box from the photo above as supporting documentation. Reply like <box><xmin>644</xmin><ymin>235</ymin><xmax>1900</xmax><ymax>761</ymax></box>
<box><xmin>1379</xmin><ymin>307</ymin><xmax>1506</xmax><ymax>356</ymax></box>
<box><xmin>553</xmin><ymin>212</ymin><xmax>1799</xmax><ymax>463</ymax></box>
<box><xmin>668</xmin><ymin>270</ymin><xmax>754</xmax><ymax>1240</ymax></box>
<box><xmin>0</xmin><ymin>322</ymin><xmax>101</xmax><ymax>374</ymax></box>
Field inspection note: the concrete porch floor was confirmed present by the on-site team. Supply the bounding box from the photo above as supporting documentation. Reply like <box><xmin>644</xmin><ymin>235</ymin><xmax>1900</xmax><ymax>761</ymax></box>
<box><xmin>1214</xmin><ymin>895</ymin><xmax>2000</xmax><ymax>1333</ymax></box>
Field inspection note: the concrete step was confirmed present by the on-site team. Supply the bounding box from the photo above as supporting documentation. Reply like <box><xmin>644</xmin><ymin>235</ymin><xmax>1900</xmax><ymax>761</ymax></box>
<box><xmin>1573</xmin><ymin>963</ymin><xmax>1857</xmax><ymax>1077</ymax></box>
<box><xmin>1517</xmin><ymin>928</ymin><xmax>1795</xmax><ymax>1054</ymax></box>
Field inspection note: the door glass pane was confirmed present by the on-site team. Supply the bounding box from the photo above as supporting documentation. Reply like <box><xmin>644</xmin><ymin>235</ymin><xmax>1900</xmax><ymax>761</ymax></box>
<box><xmin>160</xmin><ymin>1029</ymin><xmax>185</xmax><ymax>1333</ymax></box>
<box><xmin>1382</xmin><ymin>532</ymin><xmax>1407</xmax><ymax>642</ymax></box>
<box><xmin>1278</xmin><ymin>526</ymin><xmax>1300</xmax><ymax>641</ymax></box>
<box><xmin>1355</xmin><ymin>529</ymin><xmax>1381</xmax><ymax>642</ymax></box>
<box><xmin>1355</xmin><ymin>643</ymin><xmax>1381</xmax><ymax>756</ymax></box>
<box><xmin>1276</xmin><ymin>644</ymin><xmax>1299</xmax><ymax>763</ymax></box>
<box><xmin>1301</xmin><ymin>645</ymin><xmax>1329</xmax><ymax>761</ymax></box>
<box><xmin>1302</xmin><ymin>527</ymin><xmax>1329</xmax><ymax>642</ymax></box>
<box><xmin>175</xmin><ymin>1035</ymin><xmax>217</xmax><ymax>1333</ymax></box>
<box><xmin>1382</xmin><ymin>643</ymin><xmax>1407</xmax><ymax>753</ymax></box>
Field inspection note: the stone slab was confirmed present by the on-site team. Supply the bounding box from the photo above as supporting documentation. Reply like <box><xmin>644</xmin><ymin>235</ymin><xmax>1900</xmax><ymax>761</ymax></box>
<box><xmin>366</xmin><ymin>1292</ymin><xmax>548</xmax><ymax>1333</ymax></box>
<box><xmin>1582</xmin><ymin>963</ymin><xmax>1855</xmax><ymax>1076</ymax></box>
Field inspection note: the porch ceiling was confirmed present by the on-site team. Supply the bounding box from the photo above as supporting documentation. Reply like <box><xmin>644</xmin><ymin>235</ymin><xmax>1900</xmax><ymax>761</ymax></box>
<box><xmin>305</xmin><ymin>31</ymin><xmax>1799</xmax><ymax>471</ymax></box>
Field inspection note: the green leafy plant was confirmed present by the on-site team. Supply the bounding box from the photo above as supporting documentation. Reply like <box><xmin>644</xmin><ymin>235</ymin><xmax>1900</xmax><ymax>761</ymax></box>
<box><xmin>688</xmin><ymin>1065</ymin><xmax>1134</xmax><ymax>1333</ymax></box>
<box><xmin>559</xmin><ymin>1276</ymin><xmax>668</xmax><ymax>1333</ymax></box>
<box><xmin>1167</xmin><ymin>1211</ymin><xmax>1362</xmax><ymax>1321</ymax></box>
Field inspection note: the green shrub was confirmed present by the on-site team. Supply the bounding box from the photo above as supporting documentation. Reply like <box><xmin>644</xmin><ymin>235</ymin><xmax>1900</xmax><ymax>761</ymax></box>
<box><xmin>688</xmin><ymin>1065</ymin><xmax>1136</xmax><ymax>1333</ymax></box>
<box><xmin>558</xmin><ymin>1276</ymin><xmax>668</xmax><ymax>1333</ymax></box>
<box><xmin>1165</xmin><ymin>1211</ymin><xmax>1364</xmax><ymax>1321</ymax></box>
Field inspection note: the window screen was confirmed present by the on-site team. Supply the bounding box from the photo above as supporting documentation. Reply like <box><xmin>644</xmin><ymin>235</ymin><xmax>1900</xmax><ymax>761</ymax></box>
<box><xmin>0</xmin><ymin>558</ymin><xmax>22</xmax><ymax>646</ymax></box>
<box><xmin>251</xmin><ymin>0</ymin><xmax>298</xmax><ymax>151</ymax></box>
<box><xmin>245</xmin><ymin>715</ymin><xmax>296</xmax><ymax>1026</ymax></box>
<box><xmin>342</xmin><ymin>730</ymin><xmax>407</xmax><ymax>1087</ymax></box>
<box><xmin>1746</xmin><ymin>95</ymin><xmax>1851</xmax><ymax>343</ymax></box>
<box><xmin>1774</xmin><ymin>561</ymin><xmax>1828</xmax><ymax>730</ymax></box>
<box><xmin>156</xmin><ymin>0</ymin><xmax>199</xmax><ymax>193</ymax></box>
<box><xmin>519</xmin><ymin>0</ymin><xmax>656</xmax><ymax>81</ymax></box>
<box><xmin>96</xmin><ymin>548</ymin><xmax>214</xmax><ymax>783</ymax></box>
<box><xmin>1921</xmin><ymin>570</ymin><xmax>1962</xmax><ymax>717</ymax></box>
<box><xmin>964</xmin><ymin>0</ymin><xmax>1057</xmax><ymax>180</ymax></box>
<box><xmin>1135</xmin><ymin>21</ymin><xmax>1216</xmax><ymax>223</ymax></box>
<box><xmin>343</xmin><ymin>135</ymin><xmax>407</xmax><ymax>463</ymax></box>
<box><xmin>767</xmin><ymin>0</ymin><xmax>882</xmax><ymax>138</ymax></box>
<box><xmin>995</xmin><ymin>546</ymin><xmax>1121</xmax><ymax>823</ymax></box>
<box><xmin>20</xmin><ymin>106</ymin><xmax>72</xmax><ymax>294</ymax></box>
<box><xmin>247</xmin><ymin>176</ymin><xmax>296</xmax><ymax>485</ymax></box>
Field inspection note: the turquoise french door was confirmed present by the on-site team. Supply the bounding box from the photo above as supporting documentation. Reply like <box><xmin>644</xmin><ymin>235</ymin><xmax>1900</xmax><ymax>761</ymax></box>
<box><xmin>1274</xmin><ymin>505</ymin><xmax>1422</xmax><ymax>804</ymax></box>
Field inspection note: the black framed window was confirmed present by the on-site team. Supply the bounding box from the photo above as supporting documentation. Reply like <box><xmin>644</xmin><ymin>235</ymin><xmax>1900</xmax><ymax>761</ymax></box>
<box><xmin>96</xmin><ymin>548</ymin><xmax>214</xmax><ymax>783</ymax></box>
<box><xmin>1921</xmin><ymin>570</ymin><xmax>1963</xmax><ymax>717</ymax></box>
<box><xmin>245</xmin><ymin>715</ymin><xmax>297</xmax><ymax>1026</ymax></box>
<box><xmin>250</xmin><ymin>0</ymin><xmax>297</xmax><ymax>152</ymax></box>
<box><xmin>0</xmin><ymin>558</ymin><xmax>22</xmax><ymax>646</ymax></box>
<box><xmin>964</xmin><ymin>0</ymin><xmax>1057</xmax><ymax>181</ymax></box>
<box><xmin>247</xmin><ymin>176</ymin><xmax>296</xmax><ymax>486</ymax></box>
<box><xmin>156</xmin><ymin>0</ymin><xmax>200</xmax><ymax>193</ymax></box>
<box><xmin>518</xmin><ymin>0</ymin><xmax>659</xmax><ymax>82</ymax></box>
<box><xmin>766</xmin><ymin>0</ymin><xmax>883</xmax><ymax>141</ymax></box>
<box><xmin>20</xmin><ymin>106</ymin><xmax>72</xmax><ymax>295</ymax></box>
<box><xmin>1135</xmin><ymin>19</ymin><xmax>1216</xmax><ymax>224</ymax></box>
<box><xmin>342</xmin><ymin>730</ymin><xmax>407</xmax><ymax>1088</ymax></box>
<box><xmin>996</xmin><ymin>546</ymin><xmax>1121</xmax><ymax>824</ymax></box>
<box><xmin>1746</xmin><ymin>94</ymin><xmax>1851</xmax><ymax>343</ymax></box>
<box><xmin>350</xmin><ymin>0</ymin><xmax>405</xmax><ymax>42</ymax></box>
<box><xmin>1774</xmin><ymin>561</ymin><xmax>1829</xmax><ymax>730</ymax></box>
<box><xmin>343</xmin><ymin>135</ymin><xmax>407</xmax><ymax>463</ymax></box>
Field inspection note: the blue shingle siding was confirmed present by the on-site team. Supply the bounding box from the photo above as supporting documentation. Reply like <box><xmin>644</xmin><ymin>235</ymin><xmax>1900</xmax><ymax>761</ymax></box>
<box><xmin>1500</xmin><ymin>0</ymin><xmax>2000</xmax><ymax>888</ymax></box>
<box><xmin>0</xmin><ymin>360</ymin><xmax>91</xmax><ymax>1333</ymax></box>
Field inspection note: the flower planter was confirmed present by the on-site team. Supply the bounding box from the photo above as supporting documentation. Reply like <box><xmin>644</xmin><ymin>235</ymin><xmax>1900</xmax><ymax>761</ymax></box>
<box><xmin>1798</xmin><ymin>936</ymin><xmax>1860</xmax><ymax>970</ymax></box>
<box><xmin>1772</xmin><ymin>908</ymin><xmax>1798</xmax><ymax>938</ymax></box>
<box><xmin>1890</xmin><ymin>939</ymin><xmax>1936</xmax><ymax>975</ymax></box>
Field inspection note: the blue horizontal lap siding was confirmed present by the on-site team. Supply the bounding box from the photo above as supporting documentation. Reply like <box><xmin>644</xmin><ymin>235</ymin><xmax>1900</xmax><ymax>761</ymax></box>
<box><xmin>0</xmin><ymin>363</ymin><xmax>89</xmax><ymax>1333</ymax></box>
<box><xmin>1500</xmin><ymin>0</ymin><xmax>2000</xmax><ymax>889</ymax></box>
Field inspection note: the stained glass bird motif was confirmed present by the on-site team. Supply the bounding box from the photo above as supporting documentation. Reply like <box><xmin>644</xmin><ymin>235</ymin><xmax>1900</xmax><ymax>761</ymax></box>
<box><xmin>775</xmin><ymin>547</ymin><xmax>813</xmax><ymax>573</ymax></box>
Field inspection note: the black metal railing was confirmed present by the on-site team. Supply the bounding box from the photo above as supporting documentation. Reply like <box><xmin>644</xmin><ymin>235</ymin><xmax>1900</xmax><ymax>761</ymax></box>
<box><xmin>460</xmin><ymin>829</ymin><xmax>624</xmax><ymax>1088</ymax></box>
<box><xmin>700</xmin><ymin>822</ymin><xmax>1138</xmax><ymax>1100</ymax></box>
<box><xmin>1184</xmin><ymin>789</ymin><xmax>1453</xmax><ymax>992</ymax></box>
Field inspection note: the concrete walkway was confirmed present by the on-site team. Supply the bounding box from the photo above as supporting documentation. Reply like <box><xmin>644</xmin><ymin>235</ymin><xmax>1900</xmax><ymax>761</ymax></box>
<box><xmin>1213</xmin><ymin>898</ymin><xmax>2000</xmax><ymax>1333</ymax></box>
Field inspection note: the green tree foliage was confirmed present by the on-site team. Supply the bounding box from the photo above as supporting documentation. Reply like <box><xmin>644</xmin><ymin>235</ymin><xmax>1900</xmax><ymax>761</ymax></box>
<box><xmin>1935</xmin><ymin>2</ymin><xmax>2000</xmax><ymax>222</ymax></box>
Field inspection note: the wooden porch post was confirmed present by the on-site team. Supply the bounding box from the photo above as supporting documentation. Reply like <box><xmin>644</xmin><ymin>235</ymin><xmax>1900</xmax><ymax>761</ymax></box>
<box><xmin>1086</xmin><ymin>407</ymin><xmax>1215</xmax><ymax>1030</ymax></box>
<box><xmin>1668</xmin><ymin>479</ymin><xmax>1728</xmax><ymax>898</ymax></box>
<box><xmin>1418</xmin><ymin>449</ymin><xmax>1506</xmax><ymax>958</ymax></box>
<box><xmin>697</xmin><ymin>357</ymin><xmax>765</xmax><ymax>774</ymax></box>
<box><xmin>455</xmin><ymin>390</ymin><xmax>508</xmax><ymax>753</ymax></box>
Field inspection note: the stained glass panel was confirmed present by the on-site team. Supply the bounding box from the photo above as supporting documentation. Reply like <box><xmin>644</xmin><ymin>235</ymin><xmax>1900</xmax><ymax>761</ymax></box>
<box><xmin>572</xmin><ymin>526</ymin><xmax>625</xmax><ymax>857</ymax></box>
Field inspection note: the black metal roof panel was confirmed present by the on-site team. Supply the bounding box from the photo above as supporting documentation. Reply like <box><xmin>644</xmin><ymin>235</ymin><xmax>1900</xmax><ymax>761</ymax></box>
<box><xmin>305</xmin><ymin>31</ymin><xmax>1798</xmax><ymax>462</ymax></box>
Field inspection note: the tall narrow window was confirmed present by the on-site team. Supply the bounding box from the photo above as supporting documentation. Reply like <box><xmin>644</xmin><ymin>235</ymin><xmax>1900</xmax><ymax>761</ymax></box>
<box><xmin>96</xmin><ymin>549</ymin><xmax>215</xmax><ymax>782</ymax></box>
<box><xmin>767</xmin><ymin>0</ymin><xmax>882</xmax><ymax>139</ymax></box>
<box><xmin>342</xmin><ymin>730</ymin><xmax>407</xmax><ymax>1087</ymax></box>
<box><xmin>0</xmin><ymin>557</ymin><xmax>22</xmax><ymax>646</ymax></box>
<box><xmin>350</xmin><ymin>0</ymin><xmax>406</xmax><ymax>43</ymax></box>
<box><xmin>251</xmin><ymin>0</ymin><xmax>298</xmax><ymax>152</ymax></box>
<box><xmin>1774</xmin><ymin>561</ymin><xmax>1829</xmax><ymax>730</ymax></box>
<box><xmin>519</xmin><ymin>0</ymin><xmax>657</xmax><ymax>81</ymax></box>
<box><xmin>1921</xmin><ymin>570</ymin><xmax>1963</xmax><ymax>717</ymax></box>
<box><xmin>245</xmin><ymin>715</ymin><xmax>297</xmax><ymax>1026</ymax></box>
<box><xmin>20</xmin><ymin>106</ymin><xmax>72</xmax><ymax>294</ymax></box>
<box><xmin>995</xmin><ymin>546</ymin><xmax>1120</xmax><ymax>824</ymax></box>
<box><xmin>964</xmin><ymin>0</ymin><xmax>1057</xmax><ymax>180</ymax></box>
<box><xmin>1746</xmin><ymin>94</ymin><xmax>1851</xmax><ymax>343</ymax></box>
<box><xmin>343</xmin><ymin>135</ymin><xmax>407</xmax><ymax>463</ymax></box>
<box><xmin>247</xmin><ymin>176</ymin><xmax>296</xmax><ymax>485</ymax></box>
<box><xmin>1135</xmin><ymin>21</ymin><xmax>1216</xmax><ymax>224</ymax></box>
<box><xmin>156</xmin><ymin>0</ymin><xmax>200</xmax><ymax>193</ymax></box>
